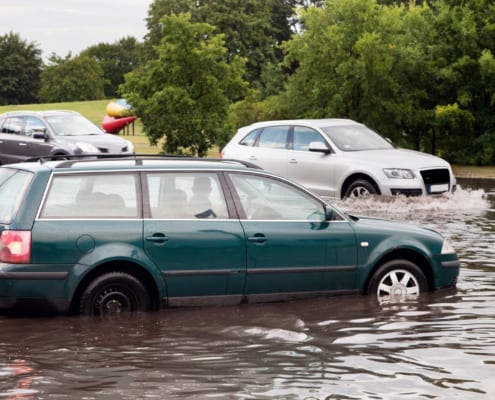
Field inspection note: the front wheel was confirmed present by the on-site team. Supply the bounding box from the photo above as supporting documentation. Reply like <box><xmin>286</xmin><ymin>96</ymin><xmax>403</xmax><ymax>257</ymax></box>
<box><xmin>367</xmin><ymin>259</ymin><xmax>428</xmax><ymax>303</ymax></box>
<box><xmin>79</xmin><ymin>272</ymin><xmax>152</xmax><ymax>316</ymax></box>
<box><xmin>344</xmin><ymin>179</ymin><xmax>378</xmax><ymax>199</ymax></box>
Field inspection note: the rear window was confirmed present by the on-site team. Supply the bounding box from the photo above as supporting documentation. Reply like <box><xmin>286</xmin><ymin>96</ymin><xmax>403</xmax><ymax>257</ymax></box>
<box><xmin>0</xmin><ymin>168</ymin><xmax>33</xmax><ymax>223</ymax></box>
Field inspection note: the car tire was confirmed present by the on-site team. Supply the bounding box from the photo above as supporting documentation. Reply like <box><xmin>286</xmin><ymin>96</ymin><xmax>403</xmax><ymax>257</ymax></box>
<box><xmin>344</xmin><ymin>179</ymin><xmax>377</xmax><ymax>198</ymax></box>
<box><xmin>367</xmin><ymin>259</ymin><xmax>428</xmax><ymax>302</ymax></box>
<box><xmin>79</xmin><ymin>272</ymin><xmax>151</xmax><ymax>316</ymax></box>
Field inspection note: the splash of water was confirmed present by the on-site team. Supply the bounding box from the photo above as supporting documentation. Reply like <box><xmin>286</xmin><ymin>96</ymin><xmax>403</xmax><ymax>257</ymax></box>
<box><xmin>333</xmin><ymin>186</ymin><xmax>490</xmax><ymax>216</ymax></box>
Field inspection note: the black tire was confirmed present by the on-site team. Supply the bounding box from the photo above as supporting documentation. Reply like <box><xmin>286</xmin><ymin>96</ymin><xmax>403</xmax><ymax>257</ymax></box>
<box><xmin>344</xmin><ymin>179</ymin><xmax>377</xmax><ymax>199</ymax></box>
<box><xmin>79</xmin><ymin>272</ymin><xmax>151</xmax><ymax>316</ymax></box>
<box><xmin>367</xmin><ymin>259</ymin><xmax>428</xmax><ymax>303</ymax></box>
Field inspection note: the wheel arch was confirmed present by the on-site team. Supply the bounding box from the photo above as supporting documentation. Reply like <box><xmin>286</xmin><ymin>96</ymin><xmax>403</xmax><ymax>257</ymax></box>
<box><xmin>363</xmin><ymin>248</ymin><xmax>434</xmax><ymax>294</ymax></box>
<box><xmin>69</xmin><ymin>260</ymin><xmax>161</xmax><ymax>314</ymax></box>
<box><xmin>340</xmin><ymin>173</ymin><xmax>381</xmax><ymax>199</ymax></box>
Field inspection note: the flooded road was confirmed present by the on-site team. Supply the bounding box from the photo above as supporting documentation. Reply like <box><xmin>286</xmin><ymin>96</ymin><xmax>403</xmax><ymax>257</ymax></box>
<box><xmin>1</xmin><ymin>178</ymin><xmax>495</xmax><ymax>399</ymax></box>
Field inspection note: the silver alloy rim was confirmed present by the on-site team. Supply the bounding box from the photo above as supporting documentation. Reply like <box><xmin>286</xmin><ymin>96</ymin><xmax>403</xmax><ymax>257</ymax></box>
<box><xmin>349</xmin><ymin>186</ymin><xmax>371</xmax><ymax>198</ymax></box>
<box><xmin>376</xmin><ymin>269</ymin><xmax>420</xmax><ymax>302</ymax></box>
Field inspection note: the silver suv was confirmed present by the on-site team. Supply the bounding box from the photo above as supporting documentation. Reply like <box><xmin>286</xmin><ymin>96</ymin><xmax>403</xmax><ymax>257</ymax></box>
<box><xmin>221</xmin><ymin>119</ymin><xmax>456</xmax><ymax>199</ymax></box>
<box><xmin>0</xmin><ymin>110</ymin><xmax>134</xmax><ymax>164</ymax></box>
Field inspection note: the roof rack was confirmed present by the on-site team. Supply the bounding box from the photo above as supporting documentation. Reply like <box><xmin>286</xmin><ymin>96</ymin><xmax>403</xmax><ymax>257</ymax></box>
<box><xmin>26</xmin><ymin>153</ymin><xmax>262</xmax><ymax>170</ymax></box>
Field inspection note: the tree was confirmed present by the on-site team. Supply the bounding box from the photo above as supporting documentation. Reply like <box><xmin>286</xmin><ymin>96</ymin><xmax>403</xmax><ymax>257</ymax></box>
<box><xmin>39</xmin><ymin>53</ymin><xmax>106</xmax><ymax>103</ymax></box>
<box><xmin>82</xmin><ymin>37</ymin><xmax>143</xmax><ymax>98</ymax></box>
<box><xmin>120</xmin><ymin>13</ymin><xmax>247</xmax><ymax>157</ymax></box>
<box><xmin>145</xmin><ymin>0</ymin><xmax>295</xmax><ymax>96</ymax></box>
<box><xmin>0</xmin><ymin>32</ymin><xmax>42</xmax><ymax>105</ymax></box>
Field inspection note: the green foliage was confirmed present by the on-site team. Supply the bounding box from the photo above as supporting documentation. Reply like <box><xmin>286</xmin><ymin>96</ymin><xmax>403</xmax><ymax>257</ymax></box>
<box><xmin>82</xmin><ymin>37</ymin><xmax>143</xmax><ymax>98</ymax></box>
<box><xmin>39</xmin><ymin>54</ymin><xmax>106</xmax><ymax>103</ymax></box>
<box><xmin>0</xmin><ymin>32</ymin><xmax>42</xmax><ymax>105</ymax></box>
<box><xmin>120</xmin><ymin>13</ymin><xmax>247</xmax><ymax>157</ymax></box>
<box><xmin>145</xmin><ymin>0</ymin><xmax>294</xmax><ymax>96</ymax></box>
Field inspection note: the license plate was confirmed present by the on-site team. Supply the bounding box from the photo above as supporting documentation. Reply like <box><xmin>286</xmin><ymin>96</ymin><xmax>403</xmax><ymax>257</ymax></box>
<box><xmin>429</xmin><ymin>184</ymin><xmax>449</xmax><ymax>193</ymax></box>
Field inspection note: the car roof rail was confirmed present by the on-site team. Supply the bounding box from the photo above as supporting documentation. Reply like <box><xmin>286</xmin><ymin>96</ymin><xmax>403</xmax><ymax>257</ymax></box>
<box><xmin>25</xmin><ymin>153</ymin><xmax>263</xmax><ymax>170</ymax></box>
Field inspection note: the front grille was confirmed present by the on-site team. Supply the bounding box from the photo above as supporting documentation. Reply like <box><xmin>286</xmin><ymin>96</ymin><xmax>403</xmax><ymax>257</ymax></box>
<box><xmin>420</xmin><ymin>168</ymin><xmax>450</xmax><ymax>194</ymax></box>
<box><xmin>391</xmin><ymin>188</ymin><xmax>423</xmax><ymax>196</ymax></box>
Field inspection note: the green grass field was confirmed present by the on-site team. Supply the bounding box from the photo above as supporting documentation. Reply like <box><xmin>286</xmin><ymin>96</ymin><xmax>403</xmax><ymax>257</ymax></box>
<box><xmin>1</xmin><ymin>100</ymin><xmax>494</xmax><ymax>176</ymax></box>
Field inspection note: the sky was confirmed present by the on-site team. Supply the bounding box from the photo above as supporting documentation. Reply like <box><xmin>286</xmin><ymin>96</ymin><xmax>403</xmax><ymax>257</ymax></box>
<box><xmin>1</xmin><ymin>0</ymin><xmax>152</xmax><ymax>59</ymax></box>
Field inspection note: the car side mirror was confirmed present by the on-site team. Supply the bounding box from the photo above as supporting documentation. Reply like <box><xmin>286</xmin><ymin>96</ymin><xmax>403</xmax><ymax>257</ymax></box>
<box><xmin>324</xmin><ymin>205</ymin><xmax>334</xmax><ymax>221</ymax></box>
<box><xmin>308</xmin><ymin>141</ymin><xmax>330</xmax><ymax>154</ymax></box>
<box><xmin>32</xmin><ymin>128</ymin><xmax>47</xmax><ymax>140</ymax></box>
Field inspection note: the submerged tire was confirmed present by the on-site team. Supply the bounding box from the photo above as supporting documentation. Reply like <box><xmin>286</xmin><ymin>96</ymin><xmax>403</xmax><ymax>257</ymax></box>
<box><xmin>79</xmin><ymin>272</ymin><xmax>151</xmax><ymax>316</ymax></box>
<box><xmin>344</xmin><ymin>179</ymin><xmax>377</xmax><ymax>199</ymax></box>
<box><xmin>367</xmin><ymin>259</ymin><xmax>428</xmax><ymax>303</ymax></box>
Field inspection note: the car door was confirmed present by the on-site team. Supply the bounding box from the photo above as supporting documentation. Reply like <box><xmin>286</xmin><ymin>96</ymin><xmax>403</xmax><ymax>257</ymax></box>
<box><xmin>142</xmin><ymin>171</ymin><xmax>247</xmax><ymax>306</ymax></box>
<box><xmin>17</xmin><ymin>116</ymin><xmax>54</xmax><ymax>160</ymax></box>
<box><xmin>227</xmin><ymin>172</ymin><xmax>359</xmax><ymax>301</ymax></box>
<box><xmin>287</xmin><ymin>125</ymin><xmax>338</xmax><ymax>198</ymax></box>
<box><xmin>0</xmin><ymin>116</ymin><xmax>26</xmax><ymax>163</ymax></box>
<box><xmin>233</xmin><ymin>125</ymin><xmax>291</xmax><ymax>176</ymax></box>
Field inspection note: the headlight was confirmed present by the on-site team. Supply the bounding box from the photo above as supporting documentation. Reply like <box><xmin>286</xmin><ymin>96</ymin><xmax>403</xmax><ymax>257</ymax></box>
<box><xmin>383</xmin><ymin>168</ymin><xmax>415</xmax><ymax>179</ymax></box>
<box><xmin>441</xmin><ymin>239</ymin><xmax>456</xmax><ymax>254</ymax></box>
<box><xmin>76</xmin><ymin>142</ymin><xmax>99</xmax><ymax>153</ymax></box>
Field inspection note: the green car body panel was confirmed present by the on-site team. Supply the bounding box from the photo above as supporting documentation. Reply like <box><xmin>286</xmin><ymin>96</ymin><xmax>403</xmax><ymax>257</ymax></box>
<box><xmin>0</xmin><ymin>157</ymin><xmax>460</xmax><ymax>315</ymax></box>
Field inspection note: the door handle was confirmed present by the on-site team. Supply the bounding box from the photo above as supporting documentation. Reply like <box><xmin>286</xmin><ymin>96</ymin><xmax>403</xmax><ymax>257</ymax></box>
<box><xmin>247</xmin><ymin>233</ymin><xmax>267</xmax><ymax>244</ymax></box>
<box><xmin>19</xmin><ymin>143</ymin><xmax>27</xmax><ymax>146</ymax></box>
<box><xmin>145</xmin><ymin>233</ymin><xmax>169</xmax><ymax>244</ymax></box>
<box><xmin>248</xmin><ymin>155</ymin><xmax>257</xmax><ymax>161</ymax></box>
<box><xmin>289</xmin><ymin>158</ymin><xmax>298</xmax><ymax>164</ymax></box>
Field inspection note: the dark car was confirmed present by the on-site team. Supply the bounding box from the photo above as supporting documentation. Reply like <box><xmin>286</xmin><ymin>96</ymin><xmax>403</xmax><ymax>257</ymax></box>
<box><xmin>0</xmin><ymin>156</ymin><xmax>460</xmax><ymax>316</ymax></box>
<box><xmin>0</xmin><ymin>110</ymin><xmax>134</xmax><ymax>165</ymax></box>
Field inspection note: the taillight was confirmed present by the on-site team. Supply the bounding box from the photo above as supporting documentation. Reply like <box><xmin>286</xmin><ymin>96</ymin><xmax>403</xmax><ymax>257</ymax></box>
<box><xmin>0</xmin><ymin>231</ymin><xmax>31</xmax><ymax>263</ymax></box>
<box><xmin>220</xmin><ymin>149</ymin><xmax>224</xmax><ymax>159</ymax></box>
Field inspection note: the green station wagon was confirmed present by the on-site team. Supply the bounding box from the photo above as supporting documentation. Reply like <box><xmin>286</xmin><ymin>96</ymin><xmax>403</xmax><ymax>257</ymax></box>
<box><xmin>0</xmin><ymin>157</ymin><xmax>460</xmax><ymax>316</ymax></box>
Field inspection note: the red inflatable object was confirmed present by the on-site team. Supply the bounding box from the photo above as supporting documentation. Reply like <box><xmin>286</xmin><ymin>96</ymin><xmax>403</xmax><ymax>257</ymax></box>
<box><xmin>102</xmin><ymin>115</ymin><xmax>137</xmax><ymax>134</ymax></box>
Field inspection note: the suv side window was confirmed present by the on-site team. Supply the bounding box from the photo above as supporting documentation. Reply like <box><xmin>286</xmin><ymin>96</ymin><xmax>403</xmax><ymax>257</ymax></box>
<box><xmin>40</xmin><ymin>173</ymin><xmax>139</xmax><ymax>218</ymax></box>
<box><xmin>239</xmin><ymin>128</ymin><xmax>261</xmax><ymax>146</ymax></box>
<box><xmin>229</xmin><ymin>173</ymin><xmax>325</xmax><ymax>220</ymax></box>
<box><xmin>257</xmin><ymin>126</ymin><xmax>289</xmax><ymax>149</ymax></box>
<box><xmin>147</xmin><ymin>172</ymin><xmax>229</xmax><ymax>219</ymax></box>
<box><xmin>292</xmin><ymin>126</ymin><xmax>326</xmax><ymax>151</ymax></box>
<box><xmin>1</xmin><ymin>117</ymin><xmax>24</xmax><ymax>134</ymax></box>
<box><xmin>24</xmin><ymin>117</ymin><xmax>47</xmax><ymax>137</ymax></box>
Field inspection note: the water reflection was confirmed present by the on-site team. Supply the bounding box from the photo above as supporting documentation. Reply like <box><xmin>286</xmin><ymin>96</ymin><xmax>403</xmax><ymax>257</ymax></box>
<box><xmin>1</xmin><ymin>180</ymin><xmax>495</xmax><ymax>399</ymax></box>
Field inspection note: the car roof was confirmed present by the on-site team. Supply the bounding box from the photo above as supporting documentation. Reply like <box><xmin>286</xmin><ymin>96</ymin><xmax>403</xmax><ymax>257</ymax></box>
<box><xmin>3</xmin><ymin>156</ymin><xmax>261</xmax><ymax>174</ymax></box>
<box><xmin>0</xmin><ymin>110</ymin><xmax>80</xmax><ymax>118</ymax></box>
<box><xmin>243</xmin><ymin>118</ymin><xmax>361</xmax><ymax>130</ymax></box>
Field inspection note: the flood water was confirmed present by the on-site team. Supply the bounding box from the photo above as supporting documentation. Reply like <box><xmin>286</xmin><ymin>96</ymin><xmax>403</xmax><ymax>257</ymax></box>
<box><xmin>1</xmin><ymin>178</ymin><xmax>495</xmax><ymax>399</ymax></box>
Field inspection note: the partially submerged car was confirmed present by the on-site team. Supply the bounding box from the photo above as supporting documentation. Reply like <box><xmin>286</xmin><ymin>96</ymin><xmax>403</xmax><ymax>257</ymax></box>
<box><xmin>0</xmin><ymin>110</ymin><xmax>134</xmax><ymax>164</ymax></box>
<box><xmin>221</xmin><ymin>119</ymin><xmax>456</xmax><ymax>199</ymax></box>
<box><xmin>0</xmin><ymin>156</ymin><xmax>460</xmax><ymax>316</ymax></box>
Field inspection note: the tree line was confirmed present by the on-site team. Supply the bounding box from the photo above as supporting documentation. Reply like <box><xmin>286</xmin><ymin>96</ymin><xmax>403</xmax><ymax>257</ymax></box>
<box><xmin>1</xmin><ymin>0</ymin><xmax>494</xmax><ymax>164</ymax></box>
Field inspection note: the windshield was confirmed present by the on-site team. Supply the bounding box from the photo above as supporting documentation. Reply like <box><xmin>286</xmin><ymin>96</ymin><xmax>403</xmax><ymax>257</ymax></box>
<box><xmin>322</xmin><ymin>124</ymin><xmax>393</xmax><ymax>151</ymax></box>
<box><xmin>0</xmin><ymin>169</ymin><xmax>33</xmax><ymax>224</ymax></box>
<box><xmin>45</xmin><ymin>115</ymin><xmax>104</xmax><ymax>136</ymax></box>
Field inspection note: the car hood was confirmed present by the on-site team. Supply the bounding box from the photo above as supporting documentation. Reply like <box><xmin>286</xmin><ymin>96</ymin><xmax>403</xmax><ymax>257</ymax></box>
<box><xmin>348</xmin><ymin>214</ymin><xmax>442</xmax><ymax>242</ymax></box>
<box><xmin>58</xmin><ymin>134</ymin><xmax>131</xmax><ymax>151</ymax></box>
<box><xmin>342</xmin><ymin>148</ymin><xmax>450</xmax><ymax>169</ymax></box>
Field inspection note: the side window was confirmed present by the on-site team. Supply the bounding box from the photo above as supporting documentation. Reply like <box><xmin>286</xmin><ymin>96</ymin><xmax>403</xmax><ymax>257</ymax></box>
<box><xmin>40</xmin><ymin>173</ymin><xmax>139</xmax><ymax>218</ymax></box>
<box><xmin>147</xmin><ymin>172</ymin><xmax>229</xmax><ymax>219</ymax></box>
<box><xmin>257</xmin><ymin>126</ymin><xmax>289</xmax><ymax>149</ymax></box>
<box><xmin>1</xmin><ymin>117</ymin><xmax>24</xmax><ymax>134</ymax></box>
<box><xmin>24</xmin><ymin>117</ymin><xmax>47</xmax><ymax>137</ymax></box>
<box><xmin>239</xmin><ymin>128</ymin><xmax>261</xmax><ymax>146</ymax></box>
<box><xmin>229</xmin><ymin>173</ymin><xmax>325</xmax><ymax>221</ymax></box>
<box><xmin>293</xmin><ymin>126</ymin><xmax>326</xmax><ymax>151</ymax></box>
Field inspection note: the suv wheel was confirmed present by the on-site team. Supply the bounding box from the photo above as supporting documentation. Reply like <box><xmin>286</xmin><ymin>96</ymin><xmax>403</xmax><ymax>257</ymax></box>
<box><xmin>367</xmin><ymin>259</ymin><xmax>428</xmax><ymax>303</ymax></box>
<box><xmin>79</xmin><ymin>272</ymin><xmax>151</xmax><ymax>316</ymax></box>
<box><xmin>344</xmin><ymin>179</ymin><xmax>377</xmax><ymax>198</ymax></box>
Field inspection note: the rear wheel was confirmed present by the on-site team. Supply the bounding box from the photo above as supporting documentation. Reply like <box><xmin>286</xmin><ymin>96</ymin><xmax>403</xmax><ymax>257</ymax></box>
<box><xmin>344</xmin><ymin>179</ymin><xmax>377</xmax><ymax>198</ymax></box>
<box><xmin>79</xmin><ymin>272</ymin><xmax>151</xmax><ymax>316</ymax></box>
<box><xmin>367</xmin><ymin>259</ymin><xmax>428</xmax><ymax>303</ymax></box>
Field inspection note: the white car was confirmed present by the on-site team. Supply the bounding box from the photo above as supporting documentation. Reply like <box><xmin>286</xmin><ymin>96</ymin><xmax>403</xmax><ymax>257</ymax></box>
<box><xmin>221</xmin><ymin>119</ymin><xmax>456</xmax><ymax>199</ymax></box>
